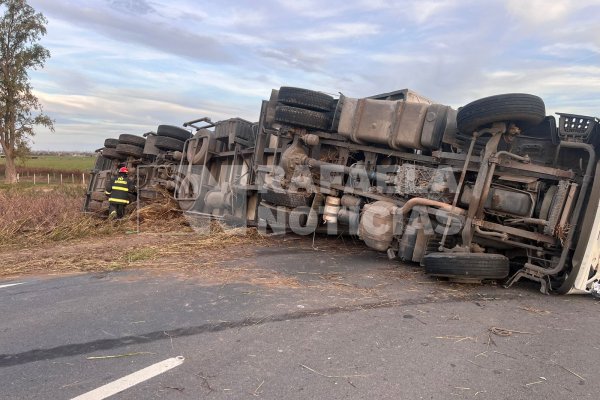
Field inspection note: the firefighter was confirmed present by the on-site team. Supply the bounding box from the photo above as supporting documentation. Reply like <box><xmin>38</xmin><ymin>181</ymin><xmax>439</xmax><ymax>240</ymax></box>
<box><xmin>105</xmin><ymin>166</ymin><xmax>136</xmax><ymax>219</ymax></box>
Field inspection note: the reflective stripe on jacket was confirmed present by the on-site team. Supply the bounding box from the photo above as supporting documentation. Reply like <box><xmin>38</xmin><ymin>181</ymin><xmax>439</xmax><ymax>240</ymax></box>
<box><xmin>106</xmin><ymin>175</ymin><xmax>132</xmax><ymax>204</ymax></box>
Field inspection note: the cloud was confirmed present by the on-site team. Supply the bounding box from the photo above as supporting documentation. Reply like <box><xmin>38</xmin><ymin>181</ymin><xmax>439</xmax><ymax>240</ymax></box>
<box><xmin>299</xmin><ymin>23</ymin><xmax>380</xmax><ymax>41</ymax></box>
<box><xmin>107</xmin><ymin>0</ymin><xmax>155</xmax><ymax>15</ymax></box>
<box><xmin>258</xmin><ymin>47</ymin><xmax>326</xmax><ymax>73</ymax></box>
<box><xmin>30</xmin><ymin>0</ymin><xmax>233</xmax><ymax>63</ymax></box>
<box><xmin>540</xmin><ymin>43</ymin><xmax>600</xmax><ymax>63</ymax></box>
<box><xmin>369</xmin><ymin>53</ymin><xmax>436</xmax><ymax>64</ymax></box>
<box><xmin>19</xmin><ymin>0</ymin><xmax>600</xmax><ymax>151</ymax></box>
<box><xmin>276</xmin><ymin>0</ymin><xmax>349</xmax><ymax>19</ymax></box>
<box><xmin>505</xmin><ymin>0</ymin><xmax>572</xmax><ymax>24</ymax></box>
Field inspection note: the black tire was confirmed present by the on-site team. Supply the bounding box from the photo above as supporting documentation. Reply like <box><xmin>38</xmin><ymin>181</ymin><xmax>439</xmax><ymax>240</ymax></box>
<box><xmin>278</xmin><ymin>87</ymin><xmax>334</xmax><ymax>112</ymax></box>
<box><xmin>115</xmin><ymin>143</ymin><xmax>143</xmax><ymax>158</ymax></box>
<box><xmin>102</xmin><ymin>147</ymin><xmax>125</xmax><ymax>160</ymax></box>
<box><xmin>157</xmin><ymin>125</ymin><xmax>193</xmax><ymax>141</ymax></box>
<box><xmin>154</xmin><ymin>135</ymin><xmax>185</xmax><ymax>152</ymax></box>
<box><xmin>274</xmin><ymin>105</ymin><xmax>331</xmax><ymax>130</ymax></box>
<box><xmin>104</xmin><ymin>138</ymin><xmax>119</xmax><ymax>148</ymax></box>
<box><xmin>260</xmin><ymin>189</ymin><xmax>313</xmax><ymax>208</ymax></box>
<box><xmin>423</xmin><ymin>252</ymin><xmax>509</xmax><ymax>280</ymax></box>
<box><xmin>90</xmin><ymin>191</ymin><xmax>106</xmax><ymax>202</ymax></box>
<box><xmin>457</xmin><ymin>94</ymin><xmax>545</xmax><ymax>134</ymax></box>
<box><xmin>119</xmin><ymin>134</ymin><xmax>146</xmax><ymax>147</ymax></box>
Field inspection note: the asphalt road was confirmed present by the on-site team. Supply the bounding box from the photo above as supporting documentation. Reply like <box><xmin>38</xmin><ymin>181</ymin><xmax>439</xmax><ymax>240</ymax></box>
<box><xmin>1</xmin><ymin>238</ymin><xmax>599</xmax><ymax>399</ymax></box>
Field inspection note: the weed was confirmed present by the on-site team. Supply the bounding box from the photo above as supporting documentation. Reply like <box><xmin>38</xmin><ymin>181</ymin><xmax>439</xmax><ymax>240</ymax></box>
<box><xmin>0</xmin><ymin>185</ymin><xmax>116</xmax><ymax>247</ymax></box>
<box><xmin>124</xmin><ymin>248</ymin><xmax>159</xmax><ymax>263</ymax></box>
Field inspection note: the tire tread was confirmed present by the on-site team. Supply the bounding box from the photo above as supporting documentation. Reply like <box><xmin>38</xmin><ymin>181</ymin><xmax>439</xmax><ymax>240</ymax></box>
<box><xmin>457</xmin><ymin>94</ymin><xmax>545</xmax><ymax>134</ymax></box>
<box><xmin>423</xmin><ymin>252</ymin><xmax>509</xmax><ymax>279</ymax></box>
<box><xmin>278</xmin><ymin>87</ymin><xmax>334</xmax><ymax>112</ymax></box>
<box><xmin>274</xmin><ymin>105</ymin><xmax>331</xmax><ymax>130</ymax></box>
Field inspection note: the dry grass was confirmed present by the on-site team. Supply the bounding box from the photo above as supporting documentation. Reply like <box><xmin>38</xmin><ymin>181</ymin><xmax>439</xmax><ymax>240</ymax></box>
<box><xmin>123</xmin><ymin>187</ymin><xmax>193</xmax><ymax>233</ymax></box>
<box><xmin>0</xmin><ymin>187</ymin><xmax>321</xmax><ymax>291</ymax></box>
<box><xmin>0</xmin><ymin>185</ymin><xmax>195</xmax><ymax>248</ymax></box>
<box><xmin>0</xmin><ymin>186</ymin><xmax>115</xmax><ymax>246</ymax></box>
<box><xmin>0</xmin><ymin>184</ymin><xmax>270</xmax><ymax>279</ymax></box>
<box><xmin>0</xmin><ymin>224</ymin><xmax>275</xmax><ymax>286</ymax></box>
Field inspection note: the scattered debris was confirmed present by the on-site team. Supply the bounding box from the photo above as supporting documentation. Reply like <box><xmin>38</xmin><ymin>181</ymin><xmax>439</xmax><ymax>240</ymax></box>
<box><xmin>551</xmin><ymin>361</ymin><xmax>585</xmax><ymax>382</ymax></box>
<box><xmin>435</xmin><ymin>335</ymin><xmax>474</xmax><ymax>343</ymax></box>
<box><xmin>493</xmin><ymin>350</ymin><xmax>517</xmax><ymax>360</ymax></box>
<box><xmin>252</xmin><ymin>380</ymin><xmax>265</xmax><ymax>397</ymax></box>
<box><xmin>163</xmin><ymin>386</ymin><xmax>185</xmax><ymax>392</ymax></box>
<box><xmin>467</xmin><ymin>360</ymin><xmax>487</xmax><ymax>369</ymax></box>
<box><xmin>517</xmin><ymin>306</ymin><xmax>551</xmax><ymax>315</ymax></box>
<box><xmin>299</xmin><ymin>364</ymin><xmax>369</xmax><ymax>379</ymax></box>
<box><xmin>486</xmin><ymin>333</ymin><xmax>497</xmax><ymax>347</ymax></box>
<box><xmin>489</xmin><ymin>327</ymin><xmax>536</xmax><ymax>337</ymax></box>
<box><xmin>86</xmin><ymin>351</ymin><xmax>154</xmax><ymax>360</ymax></box>
<box><xmin>164</xmin><ymin>331</ymin><xmax>174</xmax><ymax>350</ymax></box>
<box><xmin>196</xmin><ymin>373</ymin><xmax>216</xmax><ymax>393</ymax></box>
<box><xmin>524</xmin><ymin>377</ymin><xmax>547</xmax><ymax>387</ymax></box>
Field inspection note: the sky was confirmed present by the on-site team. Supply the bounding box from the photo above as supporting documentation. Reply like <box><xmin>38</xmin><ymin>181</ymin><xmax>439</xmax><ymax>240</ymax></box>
<box><xmin>21</xmin><ymin>0</ymin><xmax>600</xmax><ymax>151</ymax></box>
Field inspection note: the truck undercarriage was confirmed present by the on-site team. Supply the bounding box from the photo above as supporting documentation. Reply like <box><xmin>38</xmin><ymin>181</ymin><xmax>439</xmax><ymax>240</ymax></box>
<box><xmin>84</xmin><ymin>87</ymin><xmax>600</xmax><ymax>295</ymax></box>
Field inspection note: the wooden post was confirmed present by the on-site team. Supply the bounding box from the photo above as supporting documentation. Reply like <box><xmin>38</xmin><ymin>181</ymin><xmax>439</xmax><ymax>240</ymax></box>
<box><xmin>60</xmin><ymin>174</ymin><xmax>63</xmax><ymax>185</ymax></box>
<box><xmin>33</xmin><ymin>173</ymin><xmax>36</xmax><ymax>185</ymax></box>
<box><xmin>71</xmin><ymin>174</ymin><xmax>74</xmax><ymax>184</ymax></box>
<box><xmin>82</xmin><ymin>173</ymin><xmax>86</xmax><ymax>186</ymax></box>
<box><xmin>47</xmin><ymin>173</ymin><xmax>50</xmax><ymax>184</ymax></box>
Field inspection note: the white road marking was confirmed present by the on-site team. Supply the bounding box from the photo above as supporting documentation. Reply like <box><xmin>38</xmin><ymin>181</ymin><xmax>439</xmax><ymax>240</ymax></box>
<box><xmin>0</xmin><ymin>282</ymin><xmax>25</xmax><ymax>289</ymax></box>
<box><xmin>70</xmin><ymin>356</ymin><xmax>185</xmax><ymax>400</ymax></box>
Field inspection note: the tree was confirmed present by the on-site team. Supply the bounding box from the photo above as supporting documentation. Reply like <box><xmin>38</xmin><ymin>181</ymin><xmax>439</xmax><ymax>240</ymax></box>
<box><xmin>0</xmin><ymin>0</ymin><xmax>53</xmax><ymax>184</ymax></box>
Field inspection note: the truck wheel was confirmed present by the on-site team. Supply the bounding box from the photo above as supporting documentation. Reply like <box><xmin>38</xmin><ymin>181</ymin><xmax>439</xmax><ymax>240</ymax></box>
<box><xmin>116</xmin><ymin>143</ymin><xmax>143</xmax><ymax>158</ymax></box>
<box><xmin>423</xmin><ymin>252</ymin><xmax>509</xmax><ymax>281</ymax></box>
<box><xmin>274</xmin><ymin>105</ymin><xmax>331</xmax><ymax>130</ymax></box>
<box><xmin>154</xmin><ymin>135</ymin><xmax>185</xmax><ymax>151</ymax></box>
<box><xmin>260</xmin><ymin>189</ymin><xmax>314</xmax><ymax>208</ymax></box>
<box><xmin>157</xmin><ymin>125</ymin><xmax>193</xmax><ymax>141</ymax></box>
<box><xmin>104</xmin><ymin>138</ymin><xmax>119</xmax><ymax>148</ymax></box>
<box><xmin>102</xmin><ymin>147</ymin><xmax>125</xmax><ymax>160</ymax></box>
<box><xmin>119</xmin><ymin>134</ymin><xmax>146</xmax><ymax>147</ymax></box>
<box><xmin>457</xmin><ymin>94</ymin><xmax>545</xmax><ymax>134</ymax></box>
<box><xmin>278</xmin><ymin>87</ymin><xmax>334</xmax><ymax>112</ymax></box>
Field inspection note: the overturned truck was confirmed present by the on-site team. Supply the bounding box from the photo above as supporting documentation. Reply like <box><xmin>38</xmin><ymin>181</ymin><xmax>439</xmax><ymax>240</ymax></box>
<box><xmin>85</xmin><ymin>87</ymin><xmax>600</xmax><ymax>295</ymax></box>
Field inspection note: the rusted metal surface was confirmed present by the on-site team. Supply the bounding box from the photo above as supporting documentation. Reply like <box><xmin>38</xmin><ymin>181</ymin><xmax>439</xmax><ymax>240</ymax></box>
<box><xmin>496</xmin><ymin>158</ymin><xmax>575</xmax><ymax>179</ymax></box>
<box><xmin>433</xmin><ymin>150</ymin><xmax>575</xmax><ymax>180</ymax></box>
<box><xmin>475</xmin><ymin>219</ymin><xmax>556</xmax><ymax>245</ymax></box>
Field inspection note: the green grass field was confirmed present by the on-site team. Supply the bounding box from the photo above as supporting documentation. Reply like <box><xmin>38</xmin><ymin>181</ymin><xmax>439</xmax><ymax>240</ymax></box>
<box><xmin>0</xmin><ymin>155</ymin><xmax>96</xmax><ymax>173</ymax></box>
